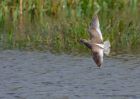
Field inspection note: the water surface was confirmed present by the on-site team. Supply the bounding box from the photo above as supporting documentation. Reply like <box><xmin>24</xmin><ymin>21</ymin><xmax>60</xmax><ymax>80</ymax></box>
<box><xmin>0</xmin><ymin>50</ymin><xmax>140</xmax><ymax>99</ymax></box>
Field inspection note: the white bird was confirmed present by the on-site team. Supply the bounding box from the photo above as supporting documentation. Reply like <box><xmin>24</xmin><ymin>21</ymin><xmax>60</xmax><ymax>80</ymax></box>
<box><xmin>80</xmin><ymin>15</ymin><xmax>110</xmax><ymax>67</ymax></box>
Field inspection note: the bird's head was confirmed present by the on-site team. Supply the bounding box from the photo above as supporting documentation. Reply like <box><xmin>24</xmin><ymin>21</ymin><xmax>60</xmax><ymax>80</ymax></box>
<box><xmin>91</xmin><ymin>47</ymin><xmax>103</xmax><ymax>67</ymax></box>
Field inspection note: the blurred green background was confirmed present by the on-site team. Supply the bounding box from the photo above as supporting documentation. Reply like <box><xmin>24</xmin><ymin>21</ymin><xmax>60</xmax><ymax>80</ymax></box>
<box><xmin>0</xmin><ymin>0</ymin><xmax>140</xmax><ymax>54</ymax></box>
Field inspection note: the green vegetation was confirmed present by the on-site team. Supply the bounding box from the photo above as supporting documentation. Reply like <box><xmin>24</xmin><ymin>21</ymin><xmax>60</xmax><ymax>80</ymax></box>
<box><xmin>0</xmin><ymin>0</ymin><xmax>140</xmax><ymax>54</ymax></box>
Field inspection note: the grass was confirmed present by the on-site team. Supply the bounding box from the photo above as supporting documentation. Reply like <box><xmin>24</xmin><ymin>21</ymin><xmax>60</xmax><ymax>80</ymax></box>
<box><xmin>0</xmin><ymin>0</ymin><xmax>140</xmax><ymax>54</ymax></box>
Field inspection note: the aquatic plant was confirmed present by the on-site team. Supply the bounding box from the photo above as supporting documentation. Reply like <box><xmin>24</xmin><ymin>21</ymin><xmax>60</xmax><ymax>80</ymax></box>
<box><xmin>0</xmin><ymin>0</ymin><xmax>140</xmax><ymax>54</ymax></box>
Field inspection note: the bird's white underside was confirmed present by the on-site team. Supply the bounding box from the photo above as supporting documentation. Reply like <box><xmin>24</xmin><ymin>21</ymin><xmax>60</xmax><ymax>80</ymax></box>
<box><xmin>98</xmin><ymin>48</ymin><xmax>104</xmax><ymax>63</ymax></box>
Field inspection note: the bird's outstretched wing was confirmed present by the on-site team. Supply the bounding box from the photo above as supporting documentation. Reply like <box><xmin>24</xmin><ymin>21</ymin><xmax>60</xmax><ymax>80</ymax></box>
<box><xmin>79</xmin><ymin>39</ymin><xmax>91</xmax><ymax>49</ymax></box>
<box><xmin>88</xmin><ymin>15</ymin><xmax>103</xmax><ymax>44</ymax></box>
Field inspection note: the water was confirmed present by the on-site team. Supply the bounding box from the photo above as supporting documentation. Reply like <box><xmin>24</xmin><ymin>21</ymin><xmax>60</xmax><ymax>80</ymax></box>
<box><xmin>0</xmin><ymin>50</ymin><xmax>140</xmax><ymax>99</ymax></box>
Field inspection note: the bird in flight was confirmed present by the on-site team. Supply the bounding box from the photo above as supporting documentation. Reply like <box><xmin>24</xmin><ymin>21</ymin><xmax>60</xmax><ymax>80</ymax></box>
<box><xmin>80</xmin><ymin>15</ymin><xmax>110</xmax><ymax>67</ymax></box>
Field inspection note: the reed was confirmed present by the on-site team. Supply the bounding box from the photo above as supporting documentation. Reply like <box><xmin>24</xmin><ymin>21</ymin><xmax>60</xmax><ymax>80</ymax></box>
<box><xmin>0</xmin><ymin>0</ymin><xmax>140</xmax><ymax>53</ymax></box>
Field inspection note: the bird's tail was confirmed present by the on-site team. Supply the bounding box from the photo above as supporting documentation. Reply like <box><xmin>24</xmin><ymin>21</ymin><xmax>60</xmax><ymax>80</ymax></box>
<box><xmin>103</xmin><ymin>40</ymin><xmax>111</xmax><ymax>56</ymax></box>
